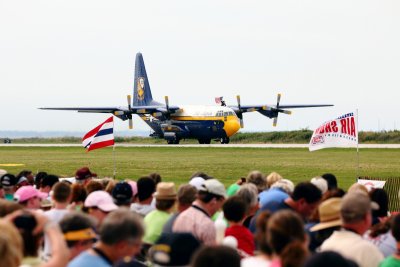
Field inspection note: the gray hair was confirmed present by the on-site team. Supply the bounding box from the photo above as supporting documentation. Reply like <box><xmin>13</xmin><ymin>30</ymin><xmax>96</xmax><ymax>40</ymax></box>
<box><xmin>236</xmin><ymin>183</ymin><xmax>259</xmax><ymax>213</ymax></box>
<box><xmin>100</xmin><ymin>208</ymin><xmax>144</xmax><ymax>245</ymax></box>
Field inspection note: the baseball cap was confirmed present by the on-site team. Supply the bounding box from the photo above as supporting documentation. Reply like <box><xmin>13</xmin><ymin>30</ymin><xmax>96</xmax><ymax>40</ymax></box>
<box><xmin>311</xmin><ymin>176</ymin><xmax>328</xmax><ymax>194</ymax></box>
<box><xmin>1</xmin><ymin>173</ymin><xmax>17</xmax><ymax>187</ymax></box>
<box><xmin>75</xmin><ymin>167</ymin><xmax>97</xmax><ymax>181</ymax></box>
<box><xmin>341</xmin><ymin>192</ymin><xmax>379</xmax><ymax>222</ymax></box>
<box><xmin>85</xmin><ymin>191</ymin><xmax>118</xmax><ymax>212</ymax></box>
<box><xmin>149</xmin><ymin>233</ymin><xmax>200</xmax><ymax>266</ymax></box>
<box><xmin>112</xmin><ymin>182</ymin><xmax>133</xmax><ymax>205</ymax></box>
<box><xmin>310</xmin><ymin>197</ymin><xmax>342</xmax><ymax>232</ymax></box>
<box><xmin>14</xmin><ymin>186</ymin><xmax>48</xmax><ymax>203</ymax></box>
<box><xmin>189</xmin><ymin>177</ymin><xmax>205</xmax><ymax>190</ymax></box>
<box><xmin>199</xmin><ymin>179</ymin><xmax>227</xmax><ymax>198</ymax></box>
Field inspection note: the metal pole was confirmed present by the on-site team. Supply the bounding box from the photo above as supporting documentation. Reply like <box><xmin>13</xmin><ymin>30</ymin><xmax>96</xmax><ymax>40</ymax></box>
<box><xmin>356</xmin><ymin>109</ymin><xmax>360</xmax><ymax>178</ymax></box>
<box><xmin>113</xmin><ymin>145</ymin><xmax>116</xmax><ymax>179</ymax></box>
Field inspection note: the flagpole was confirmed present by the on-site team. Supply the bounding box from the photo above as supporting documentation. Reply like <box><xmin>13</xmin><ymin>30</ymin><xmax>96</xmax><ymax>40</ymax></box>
<box><xmin>113</xmin><ymin>145</ymin><xmax>116</xmax><ymax>179</ymax></box>
<box><xmin>356</xmin><ymin>109</ymin><xmax>360</xmax><ymax>179</ymax></box>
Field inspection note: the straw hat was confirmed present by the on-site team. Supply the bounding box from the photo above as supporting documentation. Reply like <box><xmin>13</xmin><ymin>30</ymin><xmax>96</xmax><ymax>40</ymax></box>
<box><xmin>154</xmin><ymin>182</ymin><xmax>177</xmax><ymax>200</ymax></box>
<box><xmin>310</xmin><ymin>197</ymin><xmax>342</xmax><ymax>232</ymax></box>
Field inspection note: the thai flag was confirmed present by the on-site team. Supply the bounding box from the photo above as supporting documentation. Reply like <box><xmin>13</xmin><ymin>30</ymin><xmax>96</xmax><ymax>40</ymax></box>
<box><xmin>82</xmin><ymin>117</ymin><xmax>114</xmax><ymax>152</ymax></box>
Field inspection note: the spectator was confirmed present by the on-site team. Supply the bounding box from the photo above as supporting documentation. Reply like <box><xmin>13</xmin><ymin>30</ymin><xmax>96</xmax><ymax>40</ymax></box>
<box><xmin>34</xmin><ymin>172</ymin><xmax>47</xmax><ymax>189</ymax></box>
<box><xmin>246</xmin><ymin>171</ymin><xmax>266</xmax><ymax>193</ymax></box>
<box><xmin>14</xmin><ymin>186</ymin><xmax>47</xmax><ymax>209</ymax></box>
<box><xmin>0</xmin><ymin>199</ymin><xmax>23</xmax><ymax>217</ymax></box>
<box><xmin>59</xmin><ymin>212</ymin><xmax>97</xmax><ymax>260</ymax></box>
<box><xmin>162</xmin><ymin>184</ymin><xmax>197</xmax><ymax>234</ymax></box>
<box><xmin>250</xmin><ymin>182</ymin><xmax>322</xmax><ymax>232</ymax></box>
<box><xmin>17</xmin><ymin>170</ymin><xmax>34</xmax><ymax>186</ymax></box>
<box><xmin>68</xmin><ymin>209</ymin><xmax>144</xmax><ymax>267</ymax></box>
<box><xmin>173</xmin><ymin>179</ymin><xmax>226</xmax><ymax>245</ymax></box>
<box><xmin>265</xmin><ymin>171</ymin><xmax>283</xmax><ymax>189</ymax></box>
<box><xmin>303</xmin><ymin>251</ymin><xmax>358</xmax><ymax>267</ymax></box>
<box><xmin>259</xmin><ymin>179</ymin><xmax>293</xmax><ymax>208</ymax></box>
<box><xmin>189</xmin><ymin>171</ymin><xmax>212</xmax><ymax>180</ymax></box>
<box><xmin>1</xmin><ymin>173</ymin><xmax>18</xmax><ymax>201</ymax></box>
<box><xmin>149</xmin><ymin>173</ymin><xmax>162</xmax><ymax>186</ymax></box>
<box><xmin>320</xmin><ymin>192</ymin><xmax>384</xmax><ymax>267</ymax></box>
<box><xmin>0</xmin><ymin>219</ymin><xmax>23</xmax><ymax>267</ymax></box>
<box><xmin>236</xmin><ymin>183</ymin><xmax>259</xmax><ymax>228</ymax></box>
<box><xmin>364</xmin><ymin>215</ymin><xmax>396</xmax><ymax>257</ymax></box>
<box><xmin>131</xmin><ymin>177</ymin><xmax>156</xmax><ymax>217</ymax></box>
<box><xmin>75</xmin><ymin>167</ymin><xmax>97</xmax><ymax>186</ymax></box>
<box><xmin>370</xmin><ymin>188</ymin><xmax>389</xmax><ymax>225</ymax></box>
<box><xmin>144</xmin><ymin>182</ymin><xmax>176</xmax><ymax>244</ymax></box>
<box><xmin>348</xmin><ymin>183</ymin><xmax>368</xmax><ymax>195</ymax></box>
<box><xmin>321</xmin><ymin>173</ymin><xmax>338</xmax><ymax>191</ymax></box>
<box><xmin>149</xmin><ymin>233</ymin><xmax>200</xmax><ymax>267</ymax></box>
<box><xmin>379</xmin><ymin>214</ymin><xmax>400</xmax><ymax>267</ymax></box>
<box><xmin>189</xmin><ymin>177</ymin><xmax>206</xmax><ymax>191</ymax></box>
<box><xmin>43</xmin><ymin>182</ymin><xmax>72</xmax><ymax>260</ymax></box>
<box><xmin>310</xmin><ymin>176</ymin><xmax>328</xmax><ymax>195</ymax></box>
<box><xmin>70</xmin><ymin>184</ymin><xmax>87</xmax><ymax>211</ymax></box>
<box><xmin>223</xmin><ymin>196</ymin><xmax>255</xmax><ymax>257</ymax></box>
<box><xmin>40</xmin><ymin>175</ymin><xmax>59</xmax><ymax>195</ymax></box>
<box><xmin>85</xmin><ymin>180</ymin><xmax>104</xmax><ymax>195</ymax></box>
<box><xmin>241</xmin><ymin>211</ymin><xmax>272</xmax><ymax>267</ymax></box>
<box><xmin>105</xmin><ymin>179</ymin><xmax>117</xmax><ymax>195</ymax></box>
<box><xmin>84</xmin><ymin>191</ymin><xmax>118</xmax><ymax>226</ymax></box>
<box><xmin>267</xmin><ymin>210</ymin><xmax>309</xmax><ymax>267</ymax></box>
<box><xmin>112</xmin><ymin>182</ymin><xmax>133</xmax><ymax>207</ymax></box>
<box><xmin>191</xmin><ymin>245</ymin><xmax>240</xmax><ymax>267</ymax></box>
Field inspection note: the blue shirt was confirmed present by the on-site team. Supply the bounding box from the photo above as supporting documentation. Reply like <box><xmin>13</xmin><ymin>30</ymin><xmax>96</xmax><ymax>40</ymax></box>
<box><xmin>68</xmin><ymin>251</ymin><xmax>111</xmax><ymax>267</ymax></box>
<box><xmin>258</xmin><ymin>188</ymin><xmax>289</xmax><ymax>207</ymax></box>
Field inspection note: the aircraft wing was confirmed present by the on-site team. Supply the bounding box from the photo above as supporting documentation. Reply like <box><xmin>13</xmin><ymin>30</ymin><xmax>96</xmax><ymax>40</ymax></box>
<box><xmin>230</xmin><ymin>104</ymin><xmax>333</xmax><ymax>114</ymax></box>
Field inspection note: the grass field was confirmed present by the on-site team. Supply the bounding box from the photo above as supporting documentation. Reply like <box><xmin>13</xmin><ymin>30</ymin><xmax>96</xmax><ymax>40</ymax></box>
<box><xmin>0</xmin><ymin>146</ymin><xmax>399</xmax><ymax>189</ymax></box>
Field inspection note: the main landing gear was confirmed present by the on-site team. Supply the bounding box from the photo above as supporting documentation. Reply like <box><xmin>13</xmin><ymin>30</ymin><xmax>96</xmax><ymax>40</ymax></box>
<box><xmin>167</xmin><ymin>139</ymin><xmax>180</xmax><ymax>144</ymax></box>
<box><xmin>220</xmin><ymin>137</ymin><xmax>230</xmax><ymax>144</ymax></box>
<box><xmin>198</xmin><ymin>138</ymin><xmax>211</xmax><ymax>144</ymax></box>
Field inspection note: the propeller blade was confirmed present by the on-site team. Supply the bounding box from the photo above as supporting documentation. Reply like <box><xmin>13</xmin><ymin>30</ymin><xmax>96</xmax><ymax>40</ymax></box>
<box><xmin>236</xmin><ymin>95</ymin><xmax>241</xmax><ymax>109</ymax></box>
<box><xmin>165</xmin><ymin>96</ymin><xmax>169</xmax><ymax>110</ymax></box>
<box><xmin>282</xmin><ymin>110</ymin><xmax>292</xmax><ymax>115</ymax></box>
<box><xmin>276</xmin><ymin>93</ymin><xmax>281</xmax><ymax>106</ymax></box>
<box><xmin>273</xmin><ymin>117</ymin><xmax>278</xmax><ymax>127</ymax></box>
<box><xmin>128</xmin><ymin>119</ymin><xmax>133</xmax><ymax>129</ymax></box>
<box><xmin>240</xmin><ymin>119</ymin><xmax>244</xmax><ymax>128</ymax></box>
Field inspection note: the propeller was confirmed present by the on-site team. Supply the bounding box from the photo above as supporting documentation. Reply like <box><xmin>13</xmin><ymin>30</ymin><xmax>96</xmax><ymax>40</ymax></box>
<box><xmin>236</xmin><ymin>95</ymin><xmax>244</xmax><ymax>128</ymax></box>
<box><xmin>165</xmin><ymin>96</ymin><xmax>169</xmax><ymax>111</ymax></box>
<box><xmin>272</xmin><ymin>93</ymin><xmax>292</xmax><ymax>127</ymax></box>
<box><xmin>127</xmin><ymin>95</ymin><xmax>133</xmax><ymax>129</ymax></box>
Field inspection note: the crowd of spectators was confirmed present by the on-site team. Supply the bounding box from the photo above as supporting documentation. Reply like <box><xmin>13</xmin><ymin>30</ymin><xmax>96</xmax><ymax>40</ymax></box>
<box><xmin>0</xmin><ymin>167</ymin><xmax>398</xmax><ymax>267</ymax></box>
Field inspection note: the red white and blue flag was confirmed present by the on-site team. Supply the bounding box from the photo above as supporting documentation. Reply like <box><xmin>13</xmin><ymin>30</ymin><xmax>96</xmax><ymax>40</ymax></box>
<box><xmin>82</xmin><ymin>117</ymin><xmax>114</xmax><ymax>152</ymax></box>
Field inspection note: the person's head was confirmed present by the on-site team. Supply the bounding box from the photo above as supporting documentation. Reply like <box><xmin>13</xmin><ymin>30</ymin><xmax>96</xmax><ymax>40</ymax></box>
<box><xmin>267</xmin><ymin>210</ymin><xmax>308</xmax><ymax>267</ymax></box>
<box><xmin>246</xmin><ymin>170</ymin><xmax>266</xmax><ymax>193</ymax></box>
<box><xmin>75</xmin><ymin>167</ymin><xmax>97</xmax><ymax>185</ymax></box>
<box><xmin>0</xmin><ymin>220</ymin><xmax>23</xmax><ymax>267</ymax></box>
<box><xmin>40</xmin><ymin>174</ymin><xmax>59</xmax><ymax>193</ymax></box>
<box><xmin>347</xmin><ymin>183</ymin><xmax>368</xmax><ymax>195</ymax></box>
<box><xmin>270</xmin><ymin>179</ymin><xmax>295</xmax><ymax>195</ymax></box>
<box><xmin>12</xmin><ymin>212</ymin><xmax>40</xmax><ymax>257</ymax></box>
<box><xmin>85</xmin><ymin>180</ymin><xmax>104</xmax><ymax>195</ymax></box>
<box><xmin>303</xmin><ymin>251</ymin><xmax>358</xmax><ymax>267</ymax></box>
<box><xmin>190</xmin><ymin>171</ymin><xmax>212</xmax><ymax>180</ymax></box>
<box><xmin>149</xmin><ymin>233</ymin><xmax>200</xmax><ymax>267</ymax></box>
<box><xmin>112</xmin><ymin>182</ymin><xmax>133</xmax><ymax>206</ymax></box>
<box><xmin>0</xmin><ymin>199</ymin><xmax>23</xmax><ymax>217</ymax></box>
<box><xmin>341</xmin><ymin>192</ymin><xmax>378</xmax><ymax>234</ymax></box>
<box><xmin>236</xmin><ymin>183</ymin><xmax>259</xmax><ymax>216</ymax></box>
<box><xmin>191</xmin><ymin>245</ymin><xmax>240</xmax><ymax>267</ymax></box>
<box><xmin>310</xmin><ymin>176</ymin><xmax>328</xmax><ymax>195</ymax></box>
<box><xmin>149</xmin><ymin>172</ymin><xmax>162</xmax><ymax>185</ymax></box>
<box><xmin>369</xmin><ymin>188</ymin><xmax>389</xmax><ymax>219</ymax></box>
<box><xmin>176</xmin><ymin>184</ymin><xmax>197</xmax><ymax>212</ymax></box>
<box><xmin>16</xmin><ymin>170</ymin><xmax>34</xmax><ymax>186</ymax></box>
<box><xmin>34</xmin><ymin>172</ymin><xmax>47</xmax><ymax>189</ymax></box>
<box><xmin>136</xmin><ymin>177</ymin><xmax>156</xmax><ymax>203</ymax></box>
<box><xmin>14</xmin><ymin>186</ymin><xmax>47</xmax><ymax>209</ymax></box>
<box><xmin>70</xmin><ymin>183</ymin><xmax>87</xmax><ymax>205</ymax></box>
<box><xmin>84</xmin><ymin>191</ymin><xmax>118</xmax><ymax>226</ymax></box>
<box><xmin>255</xmin><ymin>211</ymin><xmax>273</xmax><ymax>256</ymax></box>
<box><xmin>223</xmin><ymin>196</ymin><xmax>246</xmax><ymax>224</ymax></box>
<box><xmin>291</xmin><ymin>182</ymin><xmax>322</xmax><ymax>218</ymax></box>
<box><xmin>154</xmin><ymin>182</ymin><xmax>177</xmax><ymax>212</ymax></box>
<box><xmin>99</xmin><ymin>209</ymin><xmax>145</xmax><ymax>262</ymax></box>
<box><xmin>1</xmin><ymin>173</ymin><xmax>17</xmax><ymax>194</ymax></box>
<box><xmin>189</xmin><ymin>177</ymin><xmax>206</xmax><ymax>190</ymax></box>
<box><xmin>197</xmin><ymin>179</ymin><xmax>226</xmax><ymax>216</ymax></box>
<box><xmin>321</xmin><ymin>173</ymin><xmax>338</xmax><ymax>191</ymax></box>
<box><xmin>391</xmin><ymin>213</ymin><xmax>400</xmax><ymax>242</ymax></box>
<box><xmin>52</xmin><ymin>182</ymin><xmax>72</xmax><ymax>204</ymax></box>
<box><xmin>266</xmin><ymin>172</ymin><xmax>283</xmax><ymax>189</ymax></box>
<box><xmin>59</xmin><ymin>211</ymin><xmax>97</xmax><ymax>260</ymax></box>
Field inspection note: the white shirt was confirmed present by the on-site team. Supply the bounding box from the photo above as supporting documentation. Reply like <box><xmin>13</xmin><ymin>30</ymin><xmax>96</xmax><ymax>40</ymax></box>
<box><xmin>321</xmin><ymin>229</ymin><xmax>384</xmax><ymax>267</ymax></box>
<box><xmin>43</xmin><ymin>209</ymin><xmax>70</xmax><ymax>260</ymax></box>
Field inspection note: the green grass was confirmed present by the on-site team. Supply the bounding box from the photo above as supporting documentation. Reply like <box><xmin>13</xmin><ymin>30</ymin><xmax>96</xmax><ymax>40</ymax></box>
<box><xmin>1</xmin><ymin>146</ymin><xmax>400</xmax><ymax>190</ymax></box>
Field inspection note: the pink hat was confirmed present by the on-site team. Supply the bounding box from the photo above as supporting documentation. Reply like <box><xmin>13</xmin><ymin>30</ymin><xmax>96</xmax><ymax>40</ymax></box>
<box><xmin>14</xmin><ymin>186</ymin><xmax>48</xmax><ymax>203</ymax></box>
<box><xmin>127</xmin><ymin>181</ymin><xmax>138</xmax><ymax>197</ymax></box>
<box><xmin>84</xmin><ymin>191</ymin><xmax>118</xmax><ymax>212</ymax></box>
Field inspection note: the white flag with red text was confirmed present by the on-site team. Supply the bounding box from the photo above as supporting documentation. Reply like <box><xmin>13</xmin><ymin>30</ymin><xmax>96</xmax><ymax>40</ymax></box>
<box><xmin>309</xmin><ymin>112</ymin><xmax>358</xmax><ymax>151</ymax></box>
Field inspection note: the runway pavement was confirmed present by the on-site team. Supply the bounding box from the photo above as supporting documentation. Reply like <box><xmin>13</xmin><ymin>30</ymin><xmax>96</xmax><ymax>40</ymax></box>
<box><xmin>1</xmin><ymin>144</ymin><xmax>400</xmax><ymax>148</ymax></box>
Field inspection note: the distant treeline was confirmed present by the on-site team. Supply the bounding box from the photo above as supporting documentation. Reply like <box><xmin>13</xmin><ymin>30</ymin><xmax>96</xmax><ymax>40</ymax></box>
<box><xmin>5</xmin><ymin>130</ymin><xmax>400</xmax><ymax>144</ymax></box>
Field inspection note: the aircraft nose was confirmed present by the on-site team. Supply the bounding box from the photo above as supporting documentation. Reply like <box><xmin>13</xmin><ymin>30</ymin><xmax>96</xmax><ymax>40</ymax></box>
<box><xmin>224</xmin><ymin>117</ymin><xmax>241</xmax><ymax>137</ymax></box>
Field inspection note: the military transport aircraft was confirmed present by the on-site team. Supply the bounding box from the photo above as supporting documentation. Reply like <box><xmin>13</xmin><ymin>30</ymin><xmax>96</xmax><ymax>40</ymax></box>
<box><xmin>41</xmin><ymin>53</ymin><xmax>333</xmax><ymax>144</ymax></box>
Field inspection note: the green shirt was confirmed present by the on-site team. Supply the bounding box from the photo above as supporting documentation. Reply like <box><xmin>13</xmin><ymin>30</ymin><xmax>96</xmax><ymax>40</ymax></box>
<box><xmin>380</xmin><ymin>256</ymin><xmax>400</xmax><ymax>267</ymax></box>
<box><xmin>143</xmin><ymin>210</ymin><xmax>171</xmax><ymax>244</ymax></box>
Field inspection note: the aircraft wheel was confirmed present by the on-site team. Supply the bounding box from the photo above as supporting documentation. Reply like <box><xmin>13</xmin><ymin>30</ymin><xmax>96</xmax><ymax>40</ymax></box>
<box><xmin>220</xmin><ymin>137</ymin><xmax>230</xmax><ymax>144</ymax></box>
<box><xmin>173</xmin><ymin>139</ymin><xmax>180</xmax><ymax>144</ymax></box>
<box><xmin>204</xmin><ymin>139</ymin><xmax>211</xmax><ymax>144</ymax></box>
<box><xmin>167</xmin><ymin>140</ymin><xmax>174</xmax><ymax>144</ymax></box>
<box><xmin>198</xmin><ymin>139</ymin><xmax>204</xmax><ymax>144</ymax></box>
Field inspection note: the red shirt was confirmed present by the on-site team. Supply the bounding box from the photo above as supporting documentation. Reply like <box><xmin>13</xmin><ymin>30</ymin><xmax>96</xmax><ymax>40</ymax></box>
<box><xmin>225</xmin><ymin>225</ymin><xmax>255</xmax><ymax>257</ymax></box>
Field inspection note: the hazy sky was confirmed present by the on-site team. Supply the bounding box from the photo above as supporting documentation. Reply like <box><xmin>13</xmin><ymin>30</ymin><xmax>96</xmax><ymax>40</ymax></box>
<box><xmin>1</xmin><ymin>0</ymin><xmax>399</xmax><ymax>134</ymax></box>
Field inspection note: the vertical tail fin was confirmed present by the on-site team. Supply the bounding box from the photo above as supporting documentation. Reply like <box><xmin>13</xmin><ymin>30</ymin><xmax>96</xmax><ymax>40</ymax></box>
<box><xmin>133</xmin><ymin>53</ymin><xmax>154</xmax><ymax>106</ymax></box>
